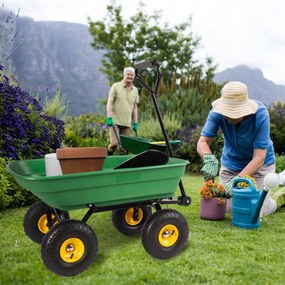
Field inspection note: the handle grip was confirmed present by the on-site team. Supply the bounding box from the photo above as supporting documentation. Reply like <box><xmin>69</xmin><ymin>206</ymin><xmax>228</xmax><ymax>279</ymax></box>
<box><xmin>233</xmin><ymin>177</ymin><xmax>256</xmax><ymax>189</ymax></box>
<box><xmin>134</xmin><ymin>59</ymin><xmax>158</xmax><ymax>70</ymax></box>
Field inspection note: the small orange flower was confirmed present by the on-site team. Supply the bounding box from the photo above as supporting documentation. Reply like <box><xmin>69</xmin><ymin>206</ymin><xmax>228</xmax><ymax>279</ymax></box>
<box><xmin>199</xmin><ymin>180</ymin><xmax>226</xmax><ymax>204</ymax></box>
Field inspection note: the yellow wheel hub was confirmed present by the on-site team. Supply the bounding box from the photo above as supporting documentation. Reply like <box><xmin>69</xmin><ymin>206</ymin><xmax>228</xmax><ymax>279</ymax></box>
<box><xmin>60</xmin><ymin>238</ymin><xmax>85</xmax><ymax>263</ymax></box>
<box><xmin>158</xmin><ymin>224</ymin><xmax>179</xmax><ymax>247</ymax></box>
<box><xmin>38</xmin><ymin>214</ymin><xmax>57</xmax><ymax>234</ymax></box>
<box><xmin>125</xmin><ymin>208</ymin><xmax>143</xmax><ymax>226</ymax></box>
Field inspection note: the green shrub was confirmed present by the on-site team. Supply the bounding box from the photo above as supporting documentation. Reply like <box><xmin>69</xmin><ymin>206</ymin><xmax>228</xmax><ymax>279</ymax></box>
<box><xmin>0</xmin><ymin>157</ymin><xmax>38</xmax><ymax>210</ymax></box>
<box><xmin>269</xmin><ymin>102</ymin><xmax>285</xmax><ymax>155</ymax></box>
<box><xmin>138</xmin><ymin>113</ymin><xmax>181</xmax><ymax>141</ymax></box>
<box><xmin>64</xmin><ymin>113</ymin><xmax>109</xmax><ymax>147</ymax></box>
<box><xmin>275</xmin><ymin>154</ymin><xmax>285</xmax><ymax>173</ymax></box>
<box><xmin>0</xmin><ymin>157</ymin><xmax>13</xmax><ymax>210</ymax></box>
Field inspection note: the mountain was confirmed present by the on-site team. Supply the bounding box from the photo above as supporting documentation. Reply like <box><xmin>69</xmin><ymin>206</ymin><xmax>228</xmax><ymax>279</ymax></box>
<box><xmin>214</xmin><ymin>65</ymin><xmax>285</xmax><ymax>106</ymax></box>
<box><xmin>2</xmin><ymin>11</ymin><xmax>285</xmax><ymax>115</ymax></box>
<box><xmin>1</xmin><ymin>12</ymin><xmax>109</xmax><ymax>115</ymax></box>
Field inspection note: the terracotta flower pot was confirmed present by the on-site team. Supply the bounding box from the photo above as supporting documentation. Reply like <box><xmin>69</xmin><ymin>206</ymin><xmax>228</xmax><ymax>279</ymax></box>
<box><xmin>56</xmin><ymin>147</ymin><xmax>107</xmax><ymax>174</ymax></box>
<box><xmin>200</xmin><ymin>197</ymin><xmax>227</xmax><ymax>221</ymax></box>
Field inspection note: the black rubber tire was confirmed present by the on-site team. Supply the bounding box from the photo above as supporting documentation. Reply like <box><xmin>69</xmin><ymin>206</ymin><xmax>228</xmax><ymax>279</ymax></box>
<box><xmin>23</xmin><ymin>200</ymin><xmax>70</xmax><ymax>244</ymax></box>
<box><xmin>112</xmin><ymin>206</ymin><xmax>152</xmax><ymax>236</ymax></box>
<box><xmin>41</xmin><ymin>219</ymin><xmax>98</xmax><ymax>277</ymax></box>
<box><xmin>141</xmin><ymin>209</ymin><xmax>189</xmax><ymax>259</ymax></box>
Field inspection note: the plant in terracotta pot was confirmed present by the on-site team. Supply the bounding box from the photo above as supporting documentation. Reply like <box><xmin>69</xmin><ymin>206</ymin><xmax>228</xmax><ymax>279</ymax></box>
<box><xmin>199</xmin><ymin>180</ymin><xmax>227</xmax><ymax>220</ymax></box>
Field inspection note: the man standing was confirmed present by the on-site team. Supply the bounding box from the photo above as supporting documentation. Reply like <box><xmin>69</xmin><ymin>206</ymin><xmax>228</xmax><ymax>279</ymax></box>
<box><xmin>106</xmin><ymin>67</ymin><xmax>139</xmax><ymax>155</ymax></box>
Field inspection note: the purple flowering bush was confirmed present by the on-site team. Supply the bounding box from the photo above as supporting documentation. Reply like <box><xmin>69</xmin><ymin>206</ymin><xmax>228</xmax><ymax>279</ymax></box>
<box><xmin>0</xmin><ymin>65</ymin><xmax>65</xmax><ymax>210</ymax></box>
<box><xmin>0</xmin><ymin>66</ymin><xmax>65</xmax><ymax>159</ymax></box>
<box><xmin>175</xmin><ymin>120</ymin><xmax>203</xmax><ymax>172</ymax></box>
<box><xmin>175</xmin><ymin>120</ymin><xmax>224</xmax><ymax>172</ymax></box>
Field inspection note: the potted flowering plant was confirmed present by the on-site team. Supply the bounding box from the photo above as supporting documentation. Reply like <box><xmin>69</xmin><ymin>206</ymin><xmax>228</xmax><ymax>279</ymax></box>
<box><xmin>199</xmin><ymin>180</ymin><xmax>227</xmax><ymax>220</ymax></box>
<box><xmin>199</xmin><ymin>180</ymin><xmax>227</xmax><ymax>204</ymax></box>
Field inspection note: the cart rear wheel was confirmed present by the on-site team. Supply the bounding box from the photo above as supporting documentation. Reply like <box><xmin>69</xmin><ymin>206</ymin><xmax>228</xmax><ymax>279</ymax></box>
<box><xmin>112</xmin><ymin>206</ymin><xmax>152</xmax><ymax>236</ymax></box>
<box><xmin>141</xmin><ymin>209</ymin><xmax>189</xmax><ymax>259</ymax></box>
<box><xmin>23</xmin><ymin>200</ymin><xmax>70</xmax><ymax>244</ymax></box>
<box><xmin>41</xmin><ymin>219</ymin><xmax>98</xmax><ymax>276</ymax></box>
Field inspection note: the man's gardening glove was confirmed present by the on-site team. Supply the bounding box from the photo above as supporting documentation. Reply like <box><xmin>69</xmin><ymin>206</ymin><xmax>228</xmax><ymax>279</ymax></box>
<box><xmin>201</xmin><ymin>154</ymin><xmax>219</xmax><ymax>181</ymax></box>
<box><xmin>224</xmin><ymin>176</ymin><xmax>240</xmax><ymax>198</ymax></box>
<box><xmin>106</xmin><ymin>117</ymin><xmax>113</xmax><ymax>127</ymax></box>
<box><xmin>132</xmin><ymin>122</ymin><xmax>139</xmax><ymax>132</ymax></box>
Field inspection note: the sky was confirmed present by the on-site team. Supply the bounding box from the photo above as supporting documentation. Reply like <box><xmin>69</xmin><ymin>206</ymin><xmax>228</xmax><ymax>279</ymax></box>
<box><xmin>4</xmin><ymin>0</ymin><xmax>285</xmax><ymax>84</ymax></box>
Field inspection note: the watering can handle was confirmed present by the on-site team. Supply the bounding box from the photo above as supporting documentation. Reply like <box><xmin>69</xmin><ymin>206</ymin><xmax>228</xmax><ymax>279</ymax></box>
<box><xmin>232</xmin><ymin>177</ymin><xmax>256</xmax><ymax>189</ymax></box>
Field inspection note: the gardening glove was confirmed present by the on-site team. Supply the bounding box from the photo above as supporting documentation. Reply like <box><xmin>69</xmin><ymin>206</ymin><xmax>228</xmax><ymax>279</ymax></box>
<box><xmin>224</xmin><ymin>176</ymin><xmax>240</xmax><ymax>198</ymax></box>
<box><xmin>132</xmin><ymin>122</ymin><xmax>139</xmax><ymax>132</ymax></box>
<box><xmin>201</xmin><ymin>154</ymin><xmax>219</xmax><ymax>182</ymax></box>
<box><xmin>106</xmin><ymin>117</ymin><xmax>113</xmax><ymax>127</ymax></box>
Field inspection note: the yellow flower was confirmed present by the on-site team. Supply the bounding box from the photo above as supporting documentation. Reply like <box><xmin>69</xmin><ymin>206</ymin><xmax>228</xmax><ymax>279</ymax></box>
<box><xmin>237</xmin><ymin>175</ymin><xmax>258</xmax><ymax>189</ymax></box>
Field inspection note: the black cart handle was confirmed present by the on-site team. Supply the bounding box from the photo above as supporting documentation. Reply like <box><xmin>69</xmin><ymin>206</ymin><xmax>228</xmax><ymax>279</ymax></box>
<box><xmin>134</xmin><ymin>59</ymin><xmax>189</xmax><ymax>202</ymax></box>
<box><xmin>134</xmin><ymin>59</ymin><xmax>161</xmax><ymax>95</ymax></box>
<box><xmin>134</xmin><ymin>59</ymin><xmax>159</xmax><ymax>70</ymax></box>
<box><xmin>134</xmin><ymin>59</ymin><xmax>169</xmax><ymax>155</ymax></box>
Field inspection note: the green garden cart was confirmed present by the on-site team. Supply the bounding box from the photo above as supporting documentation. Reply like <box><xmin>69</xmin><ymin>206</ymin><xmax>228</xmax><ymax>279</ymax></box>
<box><xmin>6</xmin><ymin>60</ymin><xmax>191</xmax><ymax>277</ymax></box>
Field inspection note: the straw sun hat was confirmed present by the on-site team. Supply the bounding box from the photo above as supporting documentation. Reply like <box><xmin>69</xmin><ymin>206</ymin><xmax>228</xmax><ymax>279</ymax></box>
<box><xmin>212</xmin><ymin>81</ymin><xmax>258</xmax><ymax>119</ymax></box>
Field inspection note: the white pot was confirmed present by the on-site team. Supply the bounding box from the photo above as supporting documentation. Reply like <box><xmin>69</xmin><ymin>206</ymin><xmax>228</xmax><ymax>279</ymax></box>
<box><xmin>45</xmin><ymin>153</ymin><xmax>63</xmax><ymax>176</ymax></box>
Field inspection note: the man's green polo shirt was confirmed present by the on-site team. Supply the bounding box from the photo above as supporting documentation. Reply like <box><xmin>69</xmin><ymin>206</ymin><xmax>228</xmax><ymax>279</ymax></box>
<box><xmin>108</xmin><ymin>80</ymin><xmax>139</xmax><ymax>127</ymax></box>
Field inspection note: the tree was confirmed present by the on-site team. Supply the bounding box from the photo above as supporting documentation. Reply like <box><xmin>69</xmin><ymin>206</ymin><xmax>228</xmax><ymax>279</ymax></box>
<box><xmin>88</xmin><ymin>1</ymin><xmax>222</xmax><ymax>168</ymax></box>
<box><xmin>88</xmin><ymin>1</ymin><xmax>216</xmax><ymax>86</ymax></box>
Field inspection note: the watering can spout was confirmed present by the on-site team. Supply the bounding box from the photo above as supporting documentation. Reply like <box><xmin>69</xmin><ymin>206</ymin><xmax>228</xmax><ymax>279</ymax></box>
<box><xmin>250</xmin><ymin>189</ymin><xmax>268</xmax><ymax>224</ymax></box>
<box><xmin>250</xmin><ymin>172</ymin><xmax>280</xmax><ymax>224</ymax></box>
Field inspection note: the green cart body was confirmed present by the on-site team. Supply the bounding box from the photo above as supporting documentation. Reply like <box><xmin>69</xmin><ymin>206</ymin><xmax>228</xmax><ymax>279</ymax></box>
<box><xmin>7</xmin><ymin>155</ymin><xmax>188</xmax><ymax>211</ymax></box>
<box><xmin>120</xmin><ymin>135</ymin><xmax>180</xmax><ymax>154</ymax></box>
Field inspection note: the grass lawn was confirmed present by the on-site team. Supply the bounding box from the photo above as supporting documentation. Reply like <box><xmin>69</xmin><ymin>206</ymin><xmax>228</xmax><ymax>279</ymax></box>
<box><xmin>0</xmin><ymin>173</ymin><xmax>285</xmax><ymax>285</ymax></box>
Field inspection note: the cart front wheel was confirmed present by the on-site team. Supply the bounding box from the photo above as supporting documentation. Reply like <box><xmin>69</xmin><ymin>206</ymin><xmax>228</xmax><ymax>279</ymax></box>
<box><xmin>112</xmin><ymin>206</ymin><xmax>152</xmax><ymax>236</ymax></box>
<box><xmin>41</xmin><ymin>219</ymin><xmax>98</xmax><ymax>277</ymax></box>
<box><xmin>23</xmin><ymin>200</ymin><xmax>69</xmax><ymax>244</ymax></box>
<box><xmin>141</xmin><ymin>209</ymin><xmax>189</xmax><ymax>259</ymax></box>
